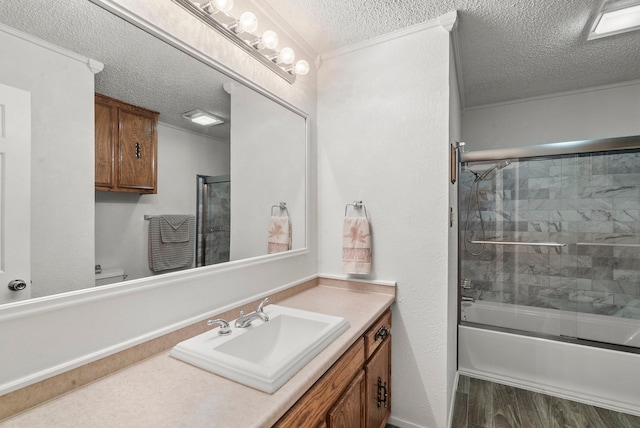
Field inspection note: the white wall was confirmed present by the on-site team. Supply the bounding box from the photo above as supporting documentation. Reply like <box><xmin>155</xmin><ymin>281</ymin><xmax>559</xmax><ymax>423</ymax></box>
<box><xmin>95</xmin><ymin>123</ymin><xmax>230</xmax><ymax>281</ymax></box>
<box><xmin>462</xmin><ymin>80</ymin><xmax>640</xmax><ymax>150</ymax></box>
<box><xmin>229</xmin><ymin>85</ymin><xmax>307</xmax><ymax>260</ymax></box>
<box><xmin>0</xmin><ymin>25</ymin><xmax>96</xmax><ymax>299</ymax></box>
<box><xmin>0</xmin><ymin>0</ymin><xmax>318</xmax><ymax>396</ymax></box>
<box><xmin>317</xmin><ymin>22</ymin><xmax>453</xmax><ymax>428</ymax></box>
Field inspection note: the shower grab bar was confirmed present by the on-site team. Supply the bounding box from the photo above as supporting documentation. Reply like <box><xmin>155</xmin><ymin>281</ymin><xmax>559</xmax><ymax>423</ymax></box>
<box><xmin>470</xmin><ymin>240</ymin><xmax>566</xmax><ymax>247</ymax></box>
<box><xmin>576</xmin><ymin>242</ymin><xmax>640</xmax><ymax>248</ymax></box>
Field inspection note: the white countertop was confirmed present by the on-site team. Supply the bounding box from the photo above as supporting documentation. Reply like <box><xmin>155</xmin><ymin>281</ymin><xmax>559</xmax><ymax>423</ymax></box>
<box><xmin>1</xmin><ymin>285</ymin><xmax>394</xmax><ymax>428</ymax></box>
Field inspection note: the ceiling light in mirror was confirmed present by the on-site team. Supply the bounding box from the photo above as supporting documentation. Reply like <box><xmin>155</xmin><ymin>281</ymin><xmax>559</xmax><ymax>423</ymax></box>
<box><xmin>589</xmin><ymin>1</ymin><xmax>640</xmax><ymax>39</ymax></box>
<box><xmin>182</xmin><ymin>109</ymin><xmax>225</xmax><ymax>126</ymax></box>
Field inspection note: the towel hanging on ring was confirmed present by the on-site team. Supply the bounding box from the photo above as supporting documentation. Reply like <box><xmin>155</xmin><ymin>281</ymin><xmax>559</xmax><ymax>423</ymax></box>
<box><xmin>342</xmin><ymin>202</ymin><xmax>371</xmax><ymax>274</ymax></box>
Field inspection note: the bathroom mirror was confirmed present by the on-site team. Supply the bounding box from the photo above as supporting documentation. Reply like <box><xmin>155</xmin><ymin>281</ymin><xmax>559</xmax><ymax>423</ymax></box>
<box><xmin>0</xmin><ymin>0</ymin><xmax>307</xmax><ymax>304</ymax></box>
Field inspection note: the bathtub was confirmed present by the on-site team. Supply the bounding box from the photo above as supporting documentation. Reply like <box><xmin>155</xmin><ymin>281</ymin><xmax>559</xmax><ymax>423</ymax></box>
<box><xmin>458</xmin><ymin>301</ymin><xmax>640</xmax><ymax>416</ymax></box>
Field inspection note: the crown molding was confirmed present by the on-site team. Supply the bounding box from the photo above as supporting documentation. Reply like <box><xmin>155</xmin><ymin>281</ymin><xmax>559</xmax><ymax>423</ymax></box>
<box><xmin>320</xmin><ymin>10</ymin><xmax>458</xmax><ymax>61</ymax></box>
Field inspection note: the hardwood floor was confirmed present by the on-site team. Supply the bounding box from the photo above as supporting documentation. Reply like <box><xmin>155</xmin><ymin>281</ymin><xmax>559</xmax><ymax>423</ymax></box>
<box><xmin>452</xmin><ymin>375</ymin><xmax>640</xmax><ymax>428</ymax></box>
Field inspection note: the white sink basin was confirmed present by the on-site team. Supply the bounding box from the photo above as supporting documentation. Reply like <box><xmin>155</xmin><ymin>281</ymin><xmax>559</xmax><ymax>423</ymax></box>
<box><xmin>170</xmin><ymin>304</ymin><xmax>350</xmax><ymax>393</ymax></box>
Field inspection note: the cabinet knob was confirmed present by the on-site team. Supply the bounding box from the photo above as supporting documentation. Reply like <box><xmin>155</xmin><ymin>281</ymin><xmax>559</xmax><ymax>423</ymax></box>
<box><xmin>374</xmin><ymin>325</ymin><xmax>389</xmax><ymax>342</ymax></box>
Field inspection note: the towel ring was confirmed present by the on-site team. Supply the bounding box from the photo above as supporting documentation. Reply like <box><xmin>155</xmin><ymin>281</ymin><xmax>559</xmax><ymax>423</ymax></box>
<box><xmin>271</xmin><ymin>202</ymin><xmax>289</xmax><ymax>217</ymax></box>
<box><xmin>345</xmin><ymin>200</ymin><xmax>368</xmax><ymax>218</ymax></box>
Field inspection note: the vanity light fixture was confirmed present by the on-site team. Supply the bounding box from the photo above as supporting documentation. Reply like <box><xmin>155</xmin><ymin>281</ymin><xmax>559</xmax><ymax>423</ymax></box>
<box><xmin>588</xmin><ymin>1</ymin><xmax>640</xmax><ymax>40</ymax></box>
<box><xmin>173</xmin><ymin>0</ymin><xmax>310</xmax><ymax>83</ymax></box>
<box><xmin>251</xmin><ymin>29</ymin><xmax>279</xmax><ymax>50</ymax></box>
<box><xmin>182</xmin><ymin>109</ymin><xmax>225</xmax><ymax>126</ymax></box>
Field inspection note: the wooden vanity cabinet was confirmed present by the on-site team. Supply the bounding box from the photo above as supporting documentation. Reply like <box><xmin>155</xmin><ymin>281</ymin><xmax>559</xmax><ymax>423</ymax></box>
<box><xmin>94</xmin><ymin>94</ymin><xmax>159</xmax><ymax>194</ymax></box>
<box><xmin>275</xmin><ymin>309</ymin><xmax>392</xmax><ymax>428</ymax></box>
<box><xmin>364</xmin><ymin>311</ymin><xmax>392</xmax><ymax>428</ymax></box>
<box><xmin>328</xmin><ymin>370</ymin><xmax>365</xmax><ymax>427</ymax></box>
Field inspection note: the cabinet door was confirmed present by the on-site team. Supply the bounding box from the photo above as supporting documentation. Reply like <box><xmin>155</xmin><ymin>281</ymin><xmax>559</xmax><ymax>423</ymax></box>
<box><xmin>366</xmin><ymin>338</ymin><xmax>391</xmax><ymax>428</ymax></box>
<box><xmin>94</xmin><ymin>99</ymin><xmax>116</xmax><ymax>189</ymax></box>
<box><xmin>275</xmin><ymin>339</ymin><xmax>365</xmax><ymax>428</ymax></box>
<box><xmin>117</xmin><ymin>107</ymin><xmax>157</xmax><ymax>192</ymax></box>
<box><xmin>328</xmin><ymin>370</ymin><xmax>365</xmax><ymax>428</ymax></box>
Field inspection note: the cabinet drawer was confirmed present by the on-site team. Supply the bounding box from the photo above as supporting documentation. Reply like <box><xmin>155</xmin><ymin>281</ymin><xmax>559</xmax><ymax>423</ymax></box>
<box><xmin>275</xmin><ymin>338</ymin><xmax>365</xmax><ymax>428</ymax></box>
<box><xmin>364</xmin><ymin>310</ymin><xmax>391</xmax><ymax>360</ymax></box>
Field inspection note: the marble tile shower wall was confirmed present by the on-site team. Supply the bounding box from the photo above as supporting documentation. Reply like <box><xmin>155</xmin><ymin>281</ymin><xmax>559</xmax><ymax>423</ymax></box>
<box><xmin>460</xmin><ymin>151</ymin><xmax>640</xmax><ymax>319</ymax></box>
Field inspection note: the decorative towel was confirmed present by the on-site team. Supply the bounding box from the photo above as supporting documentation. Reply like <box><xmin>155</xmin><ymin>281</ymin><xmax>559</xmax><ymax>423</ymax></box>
<box><xmin>342</xmin><ymin>216</ymin><xmax>371</xmax><ymax>274</ymax></box>
<box><xmin>268</xmin><ymin>216</ymin><xmax>291</xmax><ymax>253</ymax></box>
<box><xmin>148</xmin><ymin>215</ymin><xmax>195</xmax><ymax>272</ymax></box>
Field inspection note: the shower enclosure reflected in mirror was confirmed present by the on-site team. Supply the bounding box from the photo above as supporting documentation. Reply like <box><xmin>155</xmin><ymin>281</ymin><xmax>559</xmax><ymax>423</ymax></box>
<box><xmin>0</xmin><ymin>0</ymin><xmax>308</xmax><ymax>304</ymax></box>
<box><xmin>196</xmin><ymin>175</ymin><xmax>231</xmax><ymax>267</ymax></box>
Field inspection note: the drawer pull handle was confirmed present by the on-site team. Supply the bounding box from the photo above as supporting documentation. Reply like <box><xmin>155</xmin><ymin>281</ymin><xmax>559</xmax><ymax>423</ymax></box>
<box><xmin>377</xmin><ymin>376</ymin><xmax>388</xmax><ymax>408</ymax></box>
<box><xmin>374</xmin><ymin>325</ymin><xmax>389</xmax><ymax>342</ymax></box>
<box><xmin>135</xmin><ymin>142</ymin><xmax>141</xmax><ymax>159</ymax></box>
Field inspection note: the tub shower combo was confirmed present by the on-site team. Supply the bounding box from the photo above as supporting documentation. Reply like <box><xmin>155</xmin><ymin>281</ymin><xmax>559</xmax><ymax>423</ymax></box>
<box><xmin>456</xmin><ymin>136</ymin><xmax>640</xmax><ymax>415</ymax></box>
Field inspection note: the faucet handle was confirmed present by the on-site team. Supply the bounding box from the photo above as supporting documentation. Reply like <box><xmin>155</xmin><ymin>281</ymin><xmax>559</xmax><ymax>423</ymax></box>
<box><xmin>257</xmin><ymin>297</ymin><xmax>269</xmax><ymax>312</ymax></box>
<box><xmin>207</xmin><ymin>318</ymin><xmax>232</xmax><ymax>335</ymax></box>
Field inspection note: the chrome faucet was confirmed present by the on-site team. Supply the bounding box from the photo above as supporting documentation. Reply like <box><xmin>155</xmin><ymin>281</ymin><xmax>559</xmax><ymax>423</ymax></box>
<box><xmin>207</xmin><ymin>318</ymin><xmax>232</xmax><ymax>335</ymax></box>
<box><xmin>235</xmin><ymin>297</ymin><xmax>270</xmax><ymax>328</ymax></box>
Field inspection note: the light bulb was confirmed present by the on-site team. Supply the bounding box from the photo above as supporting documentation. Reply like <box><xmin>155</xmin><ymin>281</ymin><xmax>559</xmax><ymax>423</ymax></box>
<box><xmin>212</xmin><ymin>0</ymin><xmax>233</xmax><ymax>13</ymax></box>
<box><xmin>203</xmin><ymin>0</ymin><xmax>233</xmax><ymax>14</ymax></box>
<box><xmin>238</xmin><ymin>11</ymin><xmax>258</xmax><ymax>33</ymax></box>
<box><xmin>261</xmin><ymin>30</ymin><xmax>279</xmax><ymax>50</ymax></box>
<box><xmin>277</xmin><ymin>47</ymin><xmax>295</xmax><ymax>65</ymax></box>
<box><xmin>293</xmin><ymin>60</ymin><xmax>310</xmax><ymax>76</ymax></box>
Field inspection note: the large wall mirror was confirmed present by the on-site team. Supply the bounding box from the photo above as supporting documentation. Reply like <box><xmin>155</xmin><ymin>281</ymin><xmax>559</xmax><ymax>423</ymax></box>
<box><xmin>0</xmin><ymin>0</ymin><xmax>308</xmax><ymax>305</ymax></box>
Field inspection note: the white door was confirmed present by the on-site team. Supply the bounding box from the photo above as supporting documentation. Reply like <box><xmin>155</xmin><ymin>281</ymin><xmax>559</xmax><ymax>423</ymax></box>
<box><xmin>0</xmin><ymin>83</ymin><xmax>31</xmax><ymax>304</ymax></box>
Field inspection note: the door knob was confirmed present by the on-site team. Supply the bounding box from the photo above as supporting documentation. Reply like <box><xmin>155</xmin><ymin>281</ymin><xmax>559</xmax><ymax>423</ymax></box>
<box><xmin>8</xmin><ymin>279</ymin><xmax>27</xmax><ymax>291</ymax></box>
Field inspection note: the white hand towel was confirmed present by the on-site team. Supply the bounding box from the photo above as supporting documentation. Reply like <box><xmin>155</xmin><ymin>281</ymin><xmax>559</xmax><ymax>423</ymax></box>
<box><xmin>342</xmin><ymin>216</ymin><xmax>371</xmax><ymax>274</ymax></box>
<box><xmin>268</xmin><ymin>216</ymin><xmax>291</xmax><ymax>253</ymax></box>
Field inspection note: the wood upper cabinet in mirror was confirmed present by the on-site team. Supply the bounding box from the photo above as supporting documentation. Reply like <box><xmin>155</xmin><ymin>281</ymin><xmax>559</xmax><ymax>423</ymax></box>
<box><xmin>95</xmin><ymin>94</ymin><xmax>159</xmax><ymax>194</ymax></box>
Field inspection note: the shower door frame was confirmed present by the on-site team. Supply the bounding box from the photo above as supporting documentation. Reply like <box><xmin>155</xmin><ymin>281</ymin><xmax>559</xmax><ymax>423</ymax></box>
<box><xmin>196</xmin><ymin>174</ymin><xmax>230</xmax><ymax>268</ymax></box>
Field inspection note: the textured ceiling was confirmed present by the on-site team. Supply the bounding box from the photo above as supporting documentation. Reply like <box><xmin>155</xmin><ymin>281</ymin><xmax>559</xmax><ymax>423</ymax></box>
<box><xmin>259</xmin><ymin>0</ymin><xmax>640</xmax><ymax>107</ymax></box>
<box><xmin>2</xmin><ymin>0</ymin><xmax>639</xmax><ymax>118</ymax></box>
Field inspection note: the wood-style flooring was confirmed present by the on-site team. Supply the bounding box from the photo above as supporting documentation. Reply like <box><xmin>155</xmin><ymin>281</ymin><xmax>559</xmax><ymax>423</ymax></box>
<box><xmin>451</xmin><ymin>375</ymin><xmax>640</xmax><ymax>428</ymax></box>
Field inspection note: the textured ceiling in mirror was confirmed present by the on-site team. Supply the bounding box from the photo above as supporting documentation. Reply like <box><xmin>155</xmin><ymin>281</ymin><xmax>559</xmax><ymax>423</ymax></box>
<box><xmin>0</xmin><ymin>0</ymin><xmax>232</xmax><ymax>139</ymax></box>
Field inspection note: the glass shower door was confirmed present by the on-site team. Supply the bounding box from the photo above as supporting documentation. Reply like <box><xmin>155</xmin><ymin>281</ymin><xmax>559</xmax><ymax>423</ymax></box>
<box><xmin>196</xmin><ymin>175</ymin><xmax>230</xmax><ymax>267</ymax></box>
<box><xmin>459</xmin><ymin>156</ymin><xmax>579</xmax><ymax>340</ymax></box>
<box><xmin>460</xmin><ymin>148</ymin><xmax>640</xmax><ymax>350</ymax></box>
